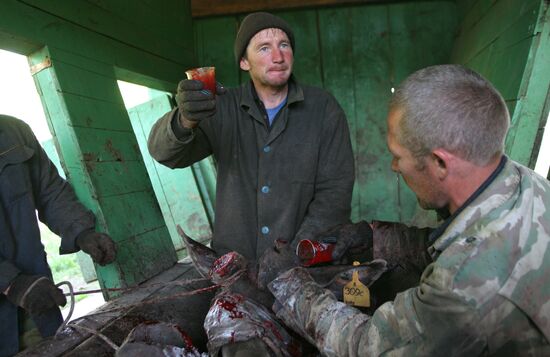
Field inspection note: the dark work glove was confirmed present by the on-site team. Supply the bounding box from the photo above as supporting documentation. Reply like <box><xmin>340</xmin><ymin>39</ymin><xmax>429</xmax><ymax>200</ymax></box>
<box><xmin>256</xmin><ymin>240</ymin><xmax>300</xmax><ymax>290</ymax></box>
<box><xmin>175</xmin><ymin>79</ymin><xmax>226</xmax><ymax>127</ymax></box>
<box><xmin>317</xmin><ymin>221</ymin><xmax>373</xmax><ymax>261</ymax></box>
<box><xmin>76</xmin><ymin>231</ymin><xmax>117</xmax><ymax>266</ymax></box>
<box><xmin>6</xmin><ymin>275</ymin><xmax>66</xmax><ymax>315</ymax></box>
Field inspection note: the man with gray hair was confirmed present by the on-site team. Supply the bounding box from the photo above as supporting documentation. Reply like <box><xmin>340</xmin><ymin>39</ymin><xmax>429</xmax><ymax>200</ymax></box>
<box><xmin>268</xmin><ymin>64</ymin><xmax>550</xmax><ymax>355</ymax></box>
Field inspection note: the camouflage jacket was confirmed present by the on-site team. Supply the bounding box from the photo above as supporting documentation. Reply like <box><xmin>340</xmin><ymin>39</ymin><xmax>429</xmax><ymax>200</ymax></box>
<box><xmin>269</xmin><ymin>157</ymin><xmax>550</xmax><ymax>356</ymax></box>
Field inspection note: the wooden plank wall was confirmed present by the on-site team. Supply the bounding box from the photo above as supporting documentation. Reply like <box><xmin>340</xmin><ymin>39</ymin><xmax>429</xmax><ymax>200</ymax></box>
<box><xmin>194</xmin><ymin>1</ymin><xmax>458</xmax><ymax>223</ymax></box>
<box><xmin>1</xmin><ymin>0</ymin><xmax>544</xmax><ymax>290</ymax></box>
<box><xmin>0</xmin><ymin>0</ymin><xmax>196</xmax><ymax>296</ymax></box>
<box><xmin>452</xmin><ymin>0</ymin><xmax>549</xmax><ymax>167</ymax></box>
<box><xmin>191</xmin><ymin>0</ymin><xmax>394</xmax><ymax>17</ymax></box>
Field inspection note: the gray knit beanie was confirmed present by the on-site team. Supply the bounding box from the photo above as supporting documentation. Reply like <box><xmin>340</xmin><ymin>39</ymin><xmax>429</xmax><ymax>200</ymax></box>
<box><xmin>234</xmin><ymin>12</ymin><xmax>295</xmax><ymax>64</ymax></box>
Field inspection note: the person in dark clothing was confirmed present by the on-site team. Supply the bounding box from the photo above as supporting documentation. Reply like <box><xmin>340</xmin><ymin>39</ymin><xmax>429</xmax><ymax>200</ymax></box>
<box><xmin>0</xmin><ymin>115</ymin><xmax>117</xmax><ymax>356</ymax></box>
<box><xmin>148</xmin><ymin>12</ymin><xmax>354</xmax><ymax>261</ymax></box>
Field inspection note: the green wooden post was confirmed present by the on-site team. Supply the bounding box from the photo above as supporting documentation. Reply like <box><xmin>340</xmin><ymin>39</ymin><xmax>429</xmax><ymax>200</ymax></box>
<box><xmin>506</xmin><ymin>0</ymin><xmax>550</xmax><ymax>167</ymax></box>
<box><xmin>29</xmin><ymin>47</ymin><xmax>177</xmax><ymax>299</ymax></box>
<box><xmin>452</xmin><ymin>0</ymin><xmax>547</xmax><ymax>168</ymax></box>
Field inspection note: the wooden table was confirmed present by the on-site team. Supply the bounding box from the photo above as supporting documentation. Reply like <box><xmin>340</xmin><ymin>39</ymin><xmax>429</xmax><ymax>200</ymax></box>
<box><xmin>18</xmin><ymin>261</ymin><xmax>215</xmax><ymax>356</ymax></box>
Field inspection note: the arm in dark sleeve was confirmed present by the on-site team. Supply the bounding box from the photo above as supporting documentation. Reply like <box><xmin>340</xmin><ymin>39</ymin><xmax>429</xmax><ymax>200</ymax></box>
<box><xmin>368</xmin><ymin>221</ymin><xmax>434</xmax><ymax>303</ymax></box>
<box><xmin>371</xmin><ymin>221</ymin><xmax>433</xmax><ymax>269</ymax></box>
<box><xmin>0</xmin><ymin>258</ymin><xmax>21</xmax><ymax>292</ymax></box>
<box><xmin>293</xmin><ymin>97</ymin><xmax>355</xmax><ymax>243</ymax></box>
<box><xmin>147</xmin><ymin>108</ymin><xmax>214</xmax><ymax>169</ymax></box>
<box><xmin>26</xmin><ymin>128</ymin><xmax>96</xmax><ymax>254</ymax></box>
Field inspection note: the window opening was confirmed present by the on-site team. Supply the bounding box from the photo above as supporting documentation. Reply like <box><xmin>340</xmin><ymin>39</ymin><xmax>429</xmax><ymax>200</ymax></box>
<box><xmin>118</xmin><ymin>80</ymin><xmax>216</xmax><ymax>258</ymax></box>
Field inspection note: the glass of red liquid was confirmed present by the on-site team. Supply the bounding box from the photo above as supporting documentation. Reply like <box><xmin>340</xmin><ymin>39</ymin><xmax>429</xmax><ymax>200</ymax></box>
<box><xmin>296</xmin><ymin>239</ymin><xmax>335</xmax><ymax>267</ymax></box>
<box><xmin>185</xmin><ymin>66</ymin><xmax>216</xmax><ymax>94</ymax></box>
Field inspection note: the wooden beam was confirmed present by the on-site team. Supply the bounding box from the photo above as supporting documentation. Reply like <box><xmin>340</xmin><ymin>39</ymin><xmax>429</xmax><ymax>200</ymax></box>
<box><xmin>190</xmin><ymin>0</ymin><xmax>394</xmax><ymax>18</ymax></box>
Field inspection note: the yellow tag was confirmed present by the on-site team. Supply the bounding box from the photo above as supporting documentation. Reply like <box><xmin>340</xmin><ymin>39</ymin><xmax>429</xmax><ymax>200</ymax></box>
<box><xmin>343</xmin><ymin>262</ymin><xmax>370</xmax><ymax>307</ymax></box>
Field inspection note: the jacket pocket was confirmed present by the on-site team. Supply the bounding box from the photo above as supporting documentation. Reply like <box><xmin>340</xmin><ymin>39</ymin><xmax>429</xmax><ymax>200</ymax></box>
<box><xmin>289</xmin><ymin>143</ymin><xmax>317</xmax><ymax>184</ymax></box>
<box><xmin>0</xmin><ymin>145</ymin><xmax>35</xmax><ymax>203</ymax></box>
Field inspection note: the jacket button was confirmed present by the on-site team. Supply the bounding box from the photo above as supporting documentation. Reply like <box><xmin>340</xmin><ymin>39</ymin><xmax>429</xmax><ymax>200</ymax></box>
<box><xmin>261</xmin><ymin>226</ymin><xmax>269</xmax><ymax>234</ymax></box>
<box><xmin>263</xmin><ymin>146</ymin><xmax>271</xmax><ymax>153</ymax></box>
<box><xmin>261</xmin><ymin>185</ymin><xmax>270</xmax><ymax>193</ymax></box>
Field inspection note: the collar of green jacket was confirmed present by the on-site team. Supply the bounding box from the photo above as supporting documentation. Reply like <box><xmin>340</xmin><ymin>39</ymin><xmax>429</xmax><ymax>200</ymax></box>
<box><xmin>428</xmin><ymin>155</ymin><xmax>508</xmax><ymax>255</ymax></box>
<box><xmin>428</xmin><ymin>156</ymin><xmax>550</xmax><ymax>343</ymax></box>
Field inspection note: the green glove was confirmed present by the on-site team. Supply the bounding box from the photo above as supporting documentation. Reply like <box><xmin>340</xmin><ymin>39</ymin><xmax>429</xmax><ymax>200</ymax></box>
<box><xmin>6</xmin><ymin>275</ymin><xmax>66</xmax><ymax>315</ymax></box>
<box><xmin>175</xmin><ymin>79</ymin><xmax>226</xmax><ymax>126</ymax></box>
<box><xmin>76</xmin><ymin>231</ymin><xmax>117</xmax><ymax>266</ymax></box>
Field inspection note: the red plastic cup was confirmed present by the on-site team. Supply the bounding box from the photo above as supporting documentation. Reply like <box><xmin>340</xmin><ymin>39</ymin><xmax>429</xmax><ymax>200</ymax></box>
<box><xmin>296</xmin><ymin>239</ymin><xmax>335</xmax><ymax>267</ymax></box>
<box><xmin>185</xmin><ymin>66</ymin><xmax>216</xmax><ymax>94</ymax></box>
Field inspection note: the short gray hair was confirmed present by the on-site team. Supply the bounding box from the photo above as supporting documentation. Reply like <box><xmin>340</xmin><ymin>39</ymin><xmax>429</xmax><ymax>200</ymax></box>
<box><xmin>390</xmin><ymin>65</ymin><xmax>510</xmax><ymax>165</ymax></box>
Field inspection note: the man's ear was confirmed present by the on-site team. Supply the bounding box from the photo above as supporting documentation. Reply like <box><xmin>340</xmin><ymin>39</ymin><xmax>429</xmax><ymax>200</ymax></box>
<box><xmin>240</xmin><ymin>57</ymin><xmax>250</xmax><ymax>71</ymax></box>
<box><xmin>430</xmin><ymin>148</ymin><xmax>453</xmax><ymax>180</ymax></box>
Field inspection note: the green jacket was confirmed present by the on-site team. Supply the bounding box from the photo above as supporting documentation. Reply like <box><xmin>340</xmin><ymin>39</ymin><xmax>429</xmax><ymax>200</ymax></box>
<box><xmin>148</xmin><ymin>79</ymin><xmax>354</xmax><ymax>260</ymax></box>
<box><xmin>270</xmin><ymin>157</ymin><xmax>550</xmax><ymax>356</ymax></box>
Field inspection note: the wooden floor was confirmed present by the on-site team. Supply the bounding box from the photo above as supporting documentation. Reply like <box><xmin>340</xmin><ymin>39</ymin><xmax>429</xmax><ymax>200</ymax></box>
<box><xmin>18</xmin><ymin>261</ymin><xmax>215</xmax><ymax>356</ymax></box>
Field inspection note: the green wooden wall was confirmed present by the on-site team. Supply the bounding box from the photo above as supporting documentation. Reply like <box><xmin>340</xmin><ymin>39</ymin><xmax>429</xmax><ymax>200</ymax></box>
<box><xmin>194</xmin><ymin>0</ymin><xmax>548</xmax><ymax>225</ymax></box>
<box><xmin>1</xmin><ymin>0</ymin><xmax>546</xmax><ymax>294</ymax></box>
<box><xmin>0</xmin><ymin>0</ymin><xmax>196</xmax><ymax>298</ymax></box>
<box><xmin>194</xmin><ymin>1</ymin><xmax>459</xmax><ymax>223</ymax></box>
<box><xmin>452</xmin><ymin>0</ymin><xmax>550</xmax><ymax>167</ymax></box>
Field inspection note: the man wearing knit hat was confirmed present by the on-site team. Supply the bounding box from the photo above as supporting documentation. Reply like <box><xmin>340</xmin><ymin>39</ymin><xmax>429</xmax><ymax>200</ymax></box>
<box><xmin>148</xmin><ymin>12</ymin><xmax>354</xmax><ymax>264</ymax></box>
